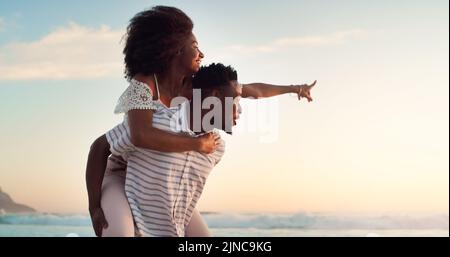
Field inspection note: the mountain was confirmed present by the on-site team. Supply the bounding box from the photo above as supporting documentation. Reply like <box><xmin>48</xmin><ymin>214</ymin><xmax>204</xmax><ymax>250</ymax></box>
<box><xmin>0</xmin><ymin>187</ymin><xmax>36</xmax><ymax>213</ymax></box>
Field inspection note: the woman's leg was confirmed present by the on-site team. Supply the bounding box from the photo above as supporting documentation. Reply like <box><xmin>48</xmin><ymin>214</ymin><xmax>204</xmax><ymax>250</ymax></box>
<box><xmin>100</xmin><ymin>158</ymin><xmax>135</xmax><ymax>237</ymax></box>
<box><xmin>185</xmin><ymin>208</ymin><xmax>212</xmax><ymax>237</ymax></box>
<box><xmin>101</xmin><ymin>157</ymin><xmax>210</xmax><ymax>237</ymax></box>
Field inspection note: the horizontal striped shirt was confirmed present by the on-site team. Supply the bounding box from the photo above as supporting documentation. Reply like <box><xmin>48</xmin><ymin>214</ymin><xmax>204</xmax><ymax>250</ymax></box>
<box><xmin>106</xmin><ymin>101</ymin><xmax>225</xmax><ymax>237</ymax></box>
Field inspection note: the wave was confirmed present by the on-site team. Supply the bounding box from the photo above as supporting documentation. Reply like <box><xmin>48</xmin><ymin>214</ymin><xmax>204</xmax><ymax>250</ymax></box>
<box><xmin>202</xmin><ymin>213</ymin><xmax>450</xmax><ymax>230</ymax></box>
<box><xmin>1</xmin><ymin>212</ymin><xmax>448</xmax><ymax>230</ymax></box>
<box><xmin>0</xmin><ymin>213</ymin><xmax>91</xmax><ymax>227</ymax></box>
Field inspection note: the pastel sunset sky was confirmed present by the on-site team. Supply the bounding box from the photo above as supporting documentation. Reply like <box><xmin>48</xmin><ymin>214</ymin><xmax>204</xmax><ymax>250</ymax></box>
<box><xmin>0</xmin><ymin>0</ymin><xmax>448</xmax><ymax>215</ymax></box>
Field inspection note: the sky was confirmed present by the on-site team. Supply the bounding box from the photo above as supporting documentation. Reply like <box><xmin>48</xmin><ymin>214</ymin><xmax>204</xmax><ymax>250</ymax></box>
<box><xmin>0</xmin><ymin>0</ymin><xmax>448</xmax><ymax>215</ymax></box>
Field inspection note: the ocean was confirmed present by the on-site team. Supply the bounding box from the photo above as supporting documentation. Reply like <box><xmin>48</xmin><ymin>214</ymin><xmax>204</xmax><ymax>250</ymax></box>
<box><xmin>0</xmin><ymin>212</ymin><xmax>448</xmax><ymax>237</ymax></box>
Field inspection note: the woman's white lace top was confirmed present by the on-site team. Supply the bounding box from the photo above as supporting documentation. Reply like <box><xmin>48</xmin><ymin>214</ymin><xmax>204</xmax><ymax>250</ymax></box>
<box><xmin>114</xmin><ymin>78</ymin><xmax>160</xmax><ymax>114</ymax></box>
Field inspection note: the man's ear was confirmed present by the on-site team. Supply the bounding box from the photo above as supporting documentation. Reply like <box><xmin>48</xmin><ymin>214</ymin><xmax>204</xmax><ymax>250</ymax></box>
<box><xmin>210</xmin><ymin>89</ymin><xmax>221</xmax><ymax>98</ymax></box>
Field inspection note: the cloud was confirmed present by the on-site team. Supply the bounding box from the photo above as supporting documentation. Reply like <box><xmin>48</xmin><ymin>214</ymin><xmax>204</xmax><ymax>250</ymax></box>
<box><xmin>0</xmin><ymin>25</ymin><xmax>368</xmax><ymax>81</ymax></box>
<box><xmin>211</xmin><ymin>29</ymin><xmax>368</xmax><ymax>59</ymax></box>
<box><xmin>0</xmin><ymin>23</ymin><xmax>124</xmax><ymax>80</ymax></box>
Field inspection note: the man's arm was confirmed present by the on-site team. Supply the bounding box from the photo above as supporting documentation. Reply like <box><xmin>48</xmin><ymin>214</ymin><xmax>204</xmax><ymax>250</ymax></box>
<box><xmin>85</xmin><ymin>134</ymin><xmax>111</xmax><ymax>236</ymax></box>
<box><xmin>86</xmin><ymin>134</ymin><xmax>110</xmax><ymax>209</ymax></box>
<box><xmin>241</xmin><ymin>83</ymin><xmax>299</xmax><ymax>99</ymax></box>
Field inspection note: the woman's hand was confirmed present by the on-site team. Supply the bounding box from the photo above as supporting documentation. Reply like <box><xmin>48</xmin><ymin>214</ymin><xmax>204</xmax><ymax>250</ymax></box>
<box><xmin>197</xmin><ymin>132</ymin><xmax>221</xmax><ymax>154</ymax></box>
<box><xmin>89</xmin><ymin>206</ymin><xmax>108</xmax><ymax>237</ymax></box>
<box><xmin>295</xmin><ymin>80</ymin><xmax>317</xmax><ymax>102</ymax></box>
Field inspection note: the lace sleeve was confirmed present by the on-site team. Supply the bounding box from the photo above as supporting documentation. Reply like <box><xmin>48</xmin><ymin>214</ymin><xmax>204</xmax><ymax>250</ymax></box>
<box><xmin>114</xmin><ymin>79</ymin><xmax>159</xmax><ymax>114</ymax></box>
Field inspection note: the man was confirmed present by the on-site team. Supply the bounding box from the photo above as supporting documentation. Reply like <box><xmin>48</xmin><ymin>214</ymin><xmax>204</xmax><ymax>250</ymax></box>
<box><xmin>86</xmin><ymin>63</ymin><xmax>316</xmax><ymax>236</ymax></box>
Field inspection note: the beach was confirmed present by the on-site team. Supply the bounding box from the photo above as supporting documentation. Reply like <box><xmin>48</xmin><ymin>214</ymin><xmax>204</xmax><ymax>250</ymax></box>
<box><xmin>1</xmin><ymin>213</ymin><xmax>448</xmax><ymax>237</ymax></box>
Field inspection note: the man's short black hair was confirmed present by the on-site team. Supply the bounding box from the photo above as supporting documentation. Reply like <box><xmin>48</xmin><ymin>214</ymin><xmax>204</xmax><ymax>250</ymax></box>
<box><xmin>123</xmin><ymin>6</ymin><xmax>193</xmax><ymax>79</ymax></box>
<box><xmin>192</xmin><ymin>63</ymin><xmax>238</xmax><ymax>91</ymax></box>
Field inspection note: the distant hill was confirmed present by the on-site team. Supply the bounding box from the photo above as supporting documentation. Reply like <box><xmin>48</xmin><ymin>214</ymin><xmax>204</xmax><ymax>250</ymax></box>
<box><xmin>0</xmin><ymin>187</ymin><xmax>36</xmax><ymax>213</ymax></box>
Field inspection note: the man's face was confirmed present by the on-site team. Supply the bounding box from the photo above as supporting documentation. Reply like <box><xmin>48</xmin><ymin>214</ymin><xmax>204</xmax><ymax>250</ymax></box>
<box><xmin>189</xmin><ymin>79</ymin><xmax>242</xmax><ymax>134</ymax></box>
<box><xmin>218</xmin><ymin>80</ymin><xmax>242</xmax><ymax>133</ymax></box>
<box><xmin>231</xmin><ymin>81</ymin><xmax>242</xmax><ymax>126</ymax></box>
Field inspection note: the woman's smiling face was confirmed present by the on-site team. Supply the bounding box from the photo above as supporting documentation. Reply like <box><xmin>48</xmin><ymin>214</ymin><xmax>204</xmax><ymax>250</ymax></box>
<box><xmin>179</xmin><ymin>33</ymin><xmax>204</xmax><ymax>74</ymax></box>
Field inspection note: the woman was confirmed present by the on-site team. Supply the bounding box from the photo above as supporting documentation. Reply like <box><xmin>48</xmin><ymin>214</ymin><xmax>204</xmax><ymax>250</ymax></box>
<box><xmin>87</xmin><ymin>5</ymin><xmax>219</xmax><ymax>237</ymax></box>
<box><xmin>86</xmin><ymin>5</ymin><xmax>316</xmax><ymax>237</ymax></box>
